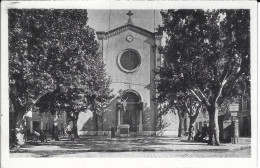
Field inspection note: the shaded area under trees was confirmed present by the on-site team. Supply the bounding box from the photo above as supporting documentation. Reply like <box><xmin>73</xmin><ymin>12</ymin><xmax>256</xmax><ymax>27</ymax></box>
<box><xmin>157</xmin><ymin>9</ymin><xmax>250</xmax><ymax>145</ymax></box>
<box><xmin>9</xmin><ymin>9</ymin><xmax>113</xmax><ymax>147</ymax></box>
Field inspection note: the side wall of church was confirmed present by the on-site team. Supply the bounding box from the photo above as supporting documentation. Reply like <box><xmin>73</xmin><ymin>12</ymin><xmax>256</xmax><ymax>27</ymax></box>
<box><xmin>160</xmin><ymin>112</ymin><xmax>179</xmax><ymax>136</ymax></box>
<box><xmin>159</xmin><ymin>110</ymin><xmax>209</xmax><ymax>137</ymax></box>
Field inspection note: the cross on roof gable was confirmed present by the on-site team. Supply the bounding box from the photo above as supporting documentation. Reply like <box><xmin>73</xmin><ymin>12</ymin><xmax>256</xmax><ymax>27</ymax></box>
<box><xmin>126</xmin><ymin>10</ymin><xmax>134</xmax><ymax>25</ymax></box>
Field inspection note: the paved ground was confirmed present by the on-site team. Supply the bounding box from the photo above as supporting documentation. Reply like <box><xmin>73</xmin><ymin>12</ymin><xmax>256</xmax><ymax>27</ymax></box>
<box><xmin>11</xmin><ymin>148</ymin><xmax>251</xmax><ymax>158</ymax></box>
<box><xmin>10</xmin><ymin>136</ymin><xmax>251</xmax><ymax>158</ymax></box>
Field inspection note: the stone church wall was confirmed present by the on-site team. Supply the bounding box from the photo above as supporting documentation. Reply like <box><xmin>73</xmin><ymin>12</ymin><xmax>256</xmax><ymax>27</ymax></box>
<box><xmin>78</xmin><ymin>29</ymin><xmax>158</xmax><ymax>135</ymax></box>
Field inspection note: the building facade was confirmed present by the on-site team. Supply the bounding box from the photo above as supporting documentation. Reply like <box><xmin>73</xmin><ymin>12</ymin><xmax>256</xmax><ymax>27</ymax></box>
<box><xmin>237</xmin><ymin>98</ymin><xmax>251</xmax><ymax>137</ymax></box>
<box><xmin>77</xmin><ymin>12</ymin><xmax>162</xmax><ymax>136</ymax></box>
<box><xmin>23</xmin><ymin>109</ymin><xmax>67</xmax><ymax>135</ymax></box>
<box><xmin>24</xmin><ymin>111</ymin><xmax>67</xmax><ymax>135</ymax></box>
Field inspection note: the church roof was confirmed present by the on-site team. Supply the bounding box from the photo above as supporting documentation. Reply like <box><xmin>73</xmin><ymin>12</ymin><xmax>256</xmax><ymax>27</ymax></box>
<box><xmin>96</xmin><ymin>10</ymin><xmax>162</xmax><ymax>40</ymax></box>
<box><xmin>96</xmin><ymin>23</ymin><xmax>162</xmax><ymax>40</ymax></box>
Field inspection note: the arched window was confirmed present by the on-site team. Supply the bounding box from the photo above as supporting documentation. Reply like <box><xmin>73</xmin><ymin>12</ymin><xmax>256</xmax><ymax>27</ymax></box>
<box><xmin>118</xmin><ymin>49</ymin><xmax>141</xmax><ymax>72</ymax></box>
<box><xmin>122</xmin><ymin>92</ymin><xmax>140</xmax><ymax>102</ymax></box>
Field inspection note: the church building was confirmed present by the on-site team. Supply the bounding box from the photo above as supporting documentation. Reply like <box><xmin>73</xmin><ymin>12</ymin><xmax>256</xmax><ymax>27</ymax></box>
<box><xmin>77</xmin><ymin>11</ymin><xmax>163</xmax><ymax>136</ymax></box>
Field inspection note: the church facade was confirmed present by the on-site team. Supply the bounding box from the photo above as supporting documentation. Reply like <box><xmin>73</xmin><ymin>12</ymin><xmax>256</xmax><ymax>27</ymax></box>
<box><xmin>77</xmin><ymin>12</ymin><xmax>163</xmax><ymax>136</ymax></box>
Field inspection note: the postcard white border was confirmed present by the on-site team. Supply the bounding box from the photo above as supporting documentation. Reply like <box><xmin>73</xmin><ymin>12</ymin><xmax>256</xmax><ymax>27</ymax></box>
<box><xmin>1</xmin><ymin>1</ymin><xmax>258</xmax><ymax>168</ymax></box>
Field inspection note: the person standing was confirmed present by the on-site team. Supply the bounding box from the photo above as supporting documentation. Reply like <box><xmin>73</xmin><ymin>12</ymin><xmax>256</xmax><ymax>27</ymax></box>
<box><xmin>66</xmin><ymin>120</ymin><xmax>74</xmax><ymax>141</ymax></box>
<box><xmin>52</xmin><ymin>114</ymin><xmax>59</xmax><ymax>141</ymax></box>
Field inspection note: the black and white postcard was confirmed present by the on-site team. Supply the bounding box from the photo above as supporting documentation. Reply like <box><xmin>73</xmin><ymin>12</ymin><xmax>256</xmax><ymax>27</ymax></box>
<box><xmin>1</xmin><ymin>1</ymin><xmax>258</xmax><ymax>168</ymax></box>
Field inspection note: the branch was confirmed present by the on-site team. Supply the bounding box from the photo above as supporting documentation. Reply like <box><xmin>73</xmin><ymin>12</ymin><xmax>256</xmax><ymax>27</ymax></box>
<box><xmin>196</xmin><ymin>88</ymin><xmax>208</xmax><ymax>103</ymax></box>
<box><xmin>194</xmin><ymin>104</ymin><xmax>201</xmax><ymax>119</ymax></box>
<box><xmin>184</xmin><ymin>101</ymin><xmax>190</xmax><ymax>115</ymax></box>
<box><xmin>213</xmin><ymin>59</ymin><xmax>219</xmax><ymax>82</ymax></box>
<box><xmin>219</xmin><ymin>51</ymin><xmax>233</xmax><ymax>83</ymax></box>
<box><xmin>190</xmin><ymin>104</ymin><xmax>202</xmax><ymax>123</ymax></box>
<box><xmin>176</xmin><ymin>107</ymin><xmax>182</xmax><ymax>119</ymax></box>
<box><xmin>219</xmin><ymin>59</ymin><xmax>246</xmax><ymax>105</ymax></box>
<box><xmin>190</xmin><ymin>89</ymin><xmax>202</xmax><ymax>102</ymax></box>
<box><xmin>9</xmin><ymin>91</ymin><xmax>23</xmax><ymax>113</ymax></box>
<box><xmin>219</xmin><ymin>71</ymin><xmax>244</xmax><ymax>105</ymax></box>
<box><xmin>215</xmin><ymin>75</ymin><xmax>227</xmax><ymax>105</ymax></box>
<box><xmin>192</xmin><ymin>88</ymin><xmax>210</xmax><ymax>107</ymax></box>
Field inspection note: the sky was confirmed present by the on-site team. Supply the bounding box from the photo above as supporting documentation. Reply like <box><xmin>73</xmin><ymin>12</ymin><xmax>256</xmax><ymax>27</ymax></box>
<box><xmin>87</xmin><ymin>10</ymin><xmax>163</xmax><ymax>33</ymax></box>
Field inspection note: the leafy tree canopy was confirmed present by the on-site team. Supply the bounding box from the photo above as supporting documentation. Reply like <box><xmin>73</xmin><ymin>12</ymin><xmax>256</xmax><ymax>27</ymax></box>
<box><xmin>9</xmin><ymin>9</ymin><xmax>113</xmax><ymax>123</ymax></box>
<box><xmin>158</xmin><ymin>9</ymin><xmax>250</xmax><ymax>109</ymax></box>
<box><xmin>156</xmin><ymin>9</ymin><xmax>250</xmax><ymax>145</ymax></box>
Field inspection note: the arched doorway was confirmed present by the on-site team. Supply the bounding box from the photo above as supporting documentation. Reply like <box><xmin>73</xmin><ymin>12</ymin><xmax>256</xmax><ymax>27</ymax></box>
<box><xmin>121</xmin><ymin>90</ymin><xmax>141</xmax><ymax>132</ymax></box>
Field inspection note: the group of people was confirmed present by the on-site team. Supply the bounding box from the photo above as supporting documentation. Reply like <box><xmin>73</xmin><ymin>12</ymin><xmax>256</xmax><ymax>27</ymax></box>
<box><xmin>33</xmin><ymin>129</ymin><xmax>47</xmax><ymax>142</ymax></box>
<box><xmin>194</xmin><ymin>126</ymin><xmax>210</xmax><ymax>142</ymax></box>
<box><xmin>31</xmin><ymin>120</ymin><xmax>76</xmax><ymax>142</ymax></box>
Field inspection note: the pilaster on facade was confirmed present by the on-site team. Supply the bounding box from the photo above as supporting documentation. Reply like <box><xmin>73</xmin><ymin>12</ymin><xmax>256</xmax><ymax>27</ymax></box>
<box><xmin>96</xmin><ymin>31</ymin><xmax>105</xmax><ymax>64</ymax></box>
<box><xmin>154</xmin><ymin>32</ymin><xmax>163</xmax><ymax>68</ymax></box>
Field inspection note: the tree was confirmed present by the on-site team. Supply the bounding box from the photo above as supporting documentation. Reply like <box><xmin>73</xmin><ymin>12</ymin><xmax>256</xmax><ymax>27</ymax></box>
<box><xmin>155</xmin><ymin>66</ymin><xmax>188</xmax><ymax>138</ymax></box>
<box><xmin>184</xmin><ymin>96</ymin><xmax>205</xmax><ymax>140</ymax></box>
<box><xmin>174</xmin><ymin>100</ymin><xmax>187</xmax><ymax>138</ymax></box>
<box><xmin>159</xmin><ymin>9</ymin><xmax>250</xmax><ymax>145</ymax></box>
<box><xmin>157</xmin><ymin>98</ymin><xmax>187</xmax><ymax>138</ymax></box>
<box><xmin>9</xmin><ymin>9</ymin><xmax>113</xmax><ymax>145</ymax></box>
<box><xmin>155</xmin><ymin>73</ymin><xmax>203</xmax><ymax>139</ymax></box>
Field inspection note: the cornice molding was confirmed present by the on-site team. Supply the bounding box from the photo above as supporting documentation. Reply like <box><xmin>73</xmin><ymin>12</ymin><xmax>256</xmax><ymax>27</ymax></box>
<box><xmin>96</xmin><ymin>24</ymin><xmax>162</xmax><ymax>40</ymax></box>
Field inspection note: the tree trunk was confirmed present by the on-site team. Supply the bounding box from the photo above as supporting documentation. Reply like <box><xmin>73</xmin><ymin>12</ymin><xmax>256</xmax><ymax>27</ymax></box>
<box><xmin>10</xmin><ymin>94</ymin><xmax>27</xmax><ymax>147</ymax></box>
<box><xmin>9</xmin><ymin>86</ymin><xmax>47</xmax><ymax>147</ymax></box>
<box><xmin>207</xmin><ymin>105</ymin><xmax>220</xmax><ymax>146</ymax></box>
<box><xmin>94</xmin><ymin>111</ymin><xmax>98</xmax><ymax>135</ymax></box>
<box><xmin>187</xmin><ymin>117</ymin><xmax>196</xmax><ymax>140</ymax></box>
<box><xmin>213</xmin><ymin>107</ymin><xmax>220</xmax><ymax>145</ymax></box>
<box><xmin>177</xmin><ymin>115</ymin><xmax>184</xmax><ymax>137</ymax></box>
<box><xmin>73</xmin><ymin>112</ymin><xmax>79</xmax><ymax>138</ymax></box>
<box><xmin>177</xmin><ymin>107</ymin><xmax>186</xmax><ymax>138</ymax></box>
<box><xmin>9</xmin><ymin>91</ymin><xmax>35</xmax><ymax>147</ymax></box>
<box><xmin>208</xmin><ymin>112</ymin><xmax>214</xmax><ymax>145</ymax></box>
<box><xmin>187</xmin><ymin>107</ymin><xmax>200</xmax><ymax>140</ymax></box>
<box><xmin>14</xmin><ymin>110</ymin><xmax>27</xmax><ymax>146</ymax></box>
<box><xmin>73</xmin><ymin>122</ymin><xmax>79</xmax><ymax>138</ymax></box>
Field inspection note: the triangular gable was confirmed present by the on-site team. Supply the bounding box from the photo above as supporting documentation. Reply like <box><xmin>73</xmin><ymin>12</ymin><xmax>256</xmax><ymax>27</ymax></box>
<box><xmin>96</xmin><ymin>24</ymin><xmax>156</xmax><ymax>40</ymax></box>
